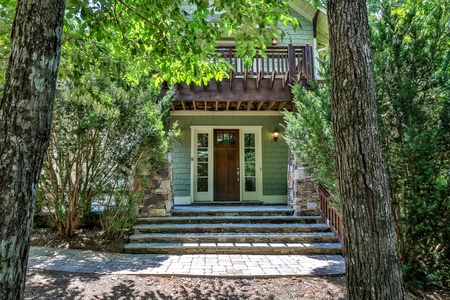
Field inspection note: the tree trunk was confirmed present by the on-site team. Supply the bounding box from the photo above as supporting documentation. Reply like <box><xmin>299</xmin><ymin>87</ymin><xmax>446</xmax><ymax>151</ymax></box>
<box><xmin>326</xmin><ymin>1</ymin><xmax>405</xmax><ymax>299</ymax></box>
<box><xmin>0</xmin><ymin>0</ymin><xmax>66</xmax><ymax>298</ymax></box>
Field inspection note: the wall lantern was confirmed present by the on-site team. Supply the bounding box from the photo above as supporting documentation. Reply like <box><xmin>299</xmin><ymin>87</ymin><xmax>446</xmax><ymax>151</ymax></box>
<box><xmin>271</xmin><ymin>38</ymin><xmax>277</xmax><ymax>45</ymax></box>
<box><xmin>273</xmin><ymin>129</ymin><xmax>279</xmax><ymax>141</ymax></box>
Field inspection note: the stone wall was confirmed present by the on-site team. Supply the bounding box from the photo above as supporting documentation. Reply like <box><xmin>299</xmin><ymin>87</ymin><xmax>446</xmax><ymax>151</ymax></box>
<box><xmin>138</xmin><ymin>153</ymin><xmax>173</xmax><ymax>217</ymax></box>
<box><xmin>287</xmin><ymin>150</ymin><xmax>320</xmax><ymax>215</ymax></box>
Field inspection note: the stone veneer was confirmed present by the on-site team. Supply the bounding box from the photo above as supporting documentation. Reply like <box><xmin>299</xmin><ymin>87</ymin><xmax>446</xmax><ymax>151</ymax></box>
<box><xmin>287</xmin><ymin>150</ymin><xmax>319</xmax><ymax>215</ymax></box>
<box><xmin>138</xmin><ymin>153</ymin><xmax>174</xmax><ymax>217</ymax></box>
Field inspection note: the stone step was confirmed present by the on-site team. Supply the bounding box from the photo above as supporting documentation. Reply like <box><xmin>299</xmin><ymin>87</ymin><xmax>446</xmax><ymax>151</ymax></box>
<box><xmin>191</xmin><ymin>201</ymin><xmax>264</xmax><ymax>206</ymax></box>
<box><xmin>171</xmin><ymin>205</ymin><xmax>295</xmax><ymax>217</ymax></box>
<box><xmin>127</xmin><ymin>205</ymin><xmax>341</xmax><ymax>256</ymax></box>
<box><xmin>124</xmin><ymin>242</ymin><xmax>342</xmax><ymax>255</ymax></box>
<box><xmin>129</xmin><ymin>232</ymin><xmax>338</xmax><ymax>244</ymax></box>
<box><xmin>133</xmin><ymin>223</ymin><xmax>331</xmax><ymax>234</ymax></box>
<box><xmin>135</xmin><ymin>215</ymin><xmax>323</xmax><ymax>225</ymax></box>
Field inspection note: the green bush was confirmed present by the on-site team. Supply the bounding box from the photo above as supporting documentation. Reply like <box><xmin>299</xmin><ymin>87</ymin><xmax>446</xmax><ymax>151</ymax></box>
<box><xmin>371</xmin><ymin>0</ymin><xmax>450</xmax><ymax>288</ymax></box>
<box><xmin>38</xmin><ymin>77</ymin><xmax>173</xmax><ymax>238</ymax></box>
<box><xmin>283</xmin><ymin>58</ymin><xmax>338</xmax><ymax>194</ymax></box>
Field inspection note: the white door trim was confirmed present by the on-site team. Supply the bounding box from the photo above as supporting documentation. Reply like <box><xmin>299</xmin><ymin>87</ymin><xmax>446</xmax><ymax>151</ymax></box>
<box><xmin>190</xmin><ymin>126</ymin><xmax>262</xmax><ymax>203</ymax></box>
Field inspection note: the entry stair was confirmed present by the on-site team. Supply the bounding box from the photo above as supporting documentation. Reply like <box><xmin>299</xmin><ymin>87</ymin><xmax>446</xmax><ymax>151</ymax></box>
<box><xmin>124</xmin><ymin>205</ymin><xmax>342</xmax><ymax>255</ymax></box>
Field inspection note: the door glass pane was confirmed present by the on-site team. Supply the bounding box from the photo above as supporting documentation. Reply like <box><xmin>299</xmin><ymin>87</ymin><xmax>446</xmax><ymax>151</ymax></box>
<box><xmin>197</xmin><ymin>133</ymin><xmax>208</xmax><ymax>192</ymax></box>
<box><xmin>216</xmin><ymin>130</ymin><xmax>237</xmax><ymax>145</ymax></box>
<box><xmin>223</xmin><ymin>132</ymin><xmax>229</xmax><ymax>144</ymax></box>
<box><xmin>198</xmin><ymin>163</ymin><xmax>208</xmax><ymax>176</ymax></box>
<box><xmin>245</xmin><ymin>149</ymin><xmax>255</xmax><ymax>162</ymax></box>
<box><xmin>244</xmin><ymin>133</ymin><xmax>256</xmax><ymax>192</ymax></box>
<box><xmin>244</xmin><ymin>134</ymin><xmax>255</xmax><ymax>147</ymax></box>
<box><xmin>245</xmin><ymin>163</ymin><xmax>256</xmax><ymax>176</ymax></box>
<box><xmin>245</xmin><ymin>177</ymin><xmax>256</xmax><ymax>192</ymax></box>
<box><xmin>197</xmin><ymin>178</ymin><xmax>208</xmax><ymax>192</ymax></box>
<box><xmin>198</xmin><ymin>150</ymin><xmax>208</xmax><ymax>162</ymax></box>
<box><xmin>198</xmin><ymin>133</ymin><xmax>208</xmax><ymax>147</ymax></box>
<box><xmin>217</xmin><ymin>132</ymin><xmax>223</xmax><ymax>144</ymax></box>
<box><xmin>229</xmin><ymin>132</ymin><xmax>236</xmax><ymax>144</ymax></box>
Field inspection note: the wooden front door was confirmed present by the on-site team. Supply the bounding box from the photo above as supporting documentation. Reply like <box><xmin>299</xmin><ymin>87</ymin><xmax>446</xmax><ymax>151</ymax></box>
<box><xmin>214</xmin><ymin>129</ymin><xmax>240</xmax><ymax>201</ymax></box>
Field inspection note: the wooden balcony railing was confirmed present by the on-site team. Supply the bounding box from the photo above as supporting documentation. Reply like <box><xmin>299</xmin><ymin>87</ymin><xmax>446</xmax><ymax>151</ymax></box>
<box><xmin>171</xmin><ymin>44</ymin><xmax>316</xmax><ymax>111</ymax></box>
<box><xmin>215</xmin><ymin>43</ymin><xmax>315</xmax><ymax>88</ymax></box>
<box><xmin>317</xmin><ymin>183</ymin><xmax>345</xmax><ymax>254</ymax></box>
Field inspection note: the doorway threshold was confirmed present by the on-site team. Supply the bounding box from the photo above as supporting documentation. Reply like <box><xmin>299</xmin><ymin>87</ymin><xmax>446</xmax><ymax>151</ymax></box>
<box><xmin>191</xmin><ymin>200</ymin><xmax>264</xmax><ymax>206</ymax></box>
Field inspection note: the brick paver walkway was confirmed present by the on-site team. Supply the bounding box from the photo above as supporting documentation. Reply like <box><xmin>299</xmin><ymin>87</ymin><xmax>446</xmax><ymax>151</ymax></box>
<box><xmin>28</xmin><ymin>246</ymin><xmax>345</xmax><ymax>277</ymax></box>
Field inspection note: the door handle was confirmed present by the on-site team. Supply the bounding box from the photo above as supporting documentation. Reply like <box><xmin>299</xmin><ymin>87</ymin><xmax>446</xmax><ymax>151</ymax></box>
<box><xmin>237</xmin><ymin>166</ymin><xmax>240</xmax><ymax>181</ymax></box>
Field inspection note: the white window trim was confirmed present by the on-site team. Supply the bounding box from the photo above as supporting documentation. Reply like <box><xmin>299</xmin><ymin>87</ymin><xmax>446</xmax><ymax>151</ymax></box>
<box><xmin>190</xmin><ymin>126</ymin><xmax>262</xmax><ymax>203</ymax></box>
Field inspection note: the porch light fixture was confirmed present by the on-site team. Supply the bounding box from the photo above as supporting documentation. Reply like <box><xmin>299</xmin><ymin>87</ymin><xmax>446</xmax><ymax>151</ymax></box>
<box><xmin>273</xmin><ymin>129</ymin><xmax>279</xmax><ymax>141</ymax></box>
<box><xmin>271</xmin><ymin>38</ymin><xmax>277</xmax><ymax>45</ymax></box>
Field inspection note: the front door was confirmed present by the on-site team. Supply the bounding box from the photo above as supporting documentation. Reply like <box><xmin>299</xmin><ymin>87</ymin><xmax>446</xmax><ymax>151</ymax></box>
<box><xmin>214</xmin><ymin>129</ymin><xmax>240</xmax><ymax>201</ymax></box>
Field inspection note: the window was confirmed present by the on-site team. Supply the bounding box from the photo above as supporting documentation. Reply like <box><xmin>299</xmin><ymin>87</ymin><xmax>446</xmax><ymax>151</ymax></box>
<box><xmin>244</xmin><ymin>133</ymin><xmax>256</xmax><ymax>192</ymax></box>
<box><xmin>197</xmin><ymin>133</ymin><xmax>208</xmax><ymax>192</ymax></box>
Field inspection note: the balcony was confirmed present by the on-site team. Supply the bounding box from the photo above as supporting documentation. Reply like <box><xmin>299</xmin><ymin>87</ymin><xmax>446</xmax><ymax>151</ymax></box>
<box><xmin>172</xmin><ymin>44</ymin><xmax>315</xmax><ymax>112</ymax></box>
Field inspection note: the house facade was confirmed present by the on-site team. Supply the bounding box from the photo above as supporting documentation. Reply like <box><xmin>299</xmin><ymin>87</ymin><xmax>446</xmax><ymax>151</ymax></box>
<box><xmin>139</xmin><ymin>1</ymin><xmax>329</xmax><ymax>216</ymax></box>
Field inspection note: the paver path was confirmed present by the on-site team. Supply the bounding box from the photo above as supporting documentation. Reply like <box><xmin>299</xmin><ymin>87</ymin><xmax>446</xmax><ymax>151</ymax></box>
<box><xmin>28</xmin><ymin>246</ymin><xmax>345</xmax><ymax>277</ymax></box>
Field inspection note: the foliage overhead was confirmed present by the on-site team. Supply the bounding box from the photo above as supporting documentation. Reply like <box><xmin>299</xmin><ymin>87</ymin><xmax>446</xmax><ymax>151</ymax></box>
<box><xmin>0</xmin><ymin>1</ymin><xmax>15</xmax><ymax>85</ymax></box>
<box><xmin>1</xmin><ymin>0</ymin><xmax>299</xmax><ymax>90</ymax></box>
<box><xmin>63</xmin><ymin>0</ymin><xmax>299</xmax><ymax>87</ymax></box>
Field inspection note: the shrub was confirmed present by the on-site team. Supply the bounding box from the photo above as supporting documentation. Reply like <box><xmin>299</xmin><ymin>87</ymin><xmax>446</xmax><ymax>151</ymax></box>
<box><xmin>38</xmin><ymin>77</ymin><xmax>173</xmax><ymax>237</ymax></box>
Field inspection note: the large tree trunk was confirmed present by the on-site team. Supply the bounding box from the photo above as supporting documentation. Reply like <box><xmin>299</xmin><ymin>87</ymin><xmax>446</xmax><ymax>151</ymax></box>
<box><xmin>0</xmin><ymin>0</ymin><xmax>66</xmax><ymax>298</ymax></box>
<box><xmin>326</xmin><ymin>1</ymin><xmax>405</xmax><ymax>299</ymax></box>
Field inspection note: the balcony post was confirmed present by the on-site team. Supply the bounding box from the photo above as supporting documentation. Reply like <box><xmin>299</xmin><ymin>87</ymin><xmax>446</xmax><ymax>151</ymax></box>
<box><xmin>287</xmin><ymin>43</ymin><xmax>296</xmax><ymax>84</ymax></box>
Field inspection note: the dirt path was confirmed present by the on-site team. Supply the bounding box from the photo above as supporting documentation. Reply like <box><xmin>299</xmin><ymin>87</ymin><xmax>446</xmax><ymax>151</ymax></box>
<box><xmin>25</xmin><ymin>270</ymin><xmax>346</xmax><ymax>299</ymax></box>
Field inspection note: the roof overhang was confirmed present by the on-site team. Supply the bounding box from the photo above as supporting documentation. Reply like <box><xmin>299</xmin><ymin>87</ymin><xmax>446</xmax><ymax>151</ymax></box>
<box><xmin>289</xmin><ymin>1</ymin><xmax>329</xmax><ymax>53</ymax></box>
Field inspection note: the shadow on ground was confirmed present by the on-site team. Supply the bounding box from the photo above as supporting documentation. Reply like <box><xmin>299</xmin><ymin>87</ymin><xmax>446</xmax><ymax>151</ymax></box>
<box><xmin>25</xmin><ymin>270</ymin><xmax>346</xmax><ymax>300</ymax></box>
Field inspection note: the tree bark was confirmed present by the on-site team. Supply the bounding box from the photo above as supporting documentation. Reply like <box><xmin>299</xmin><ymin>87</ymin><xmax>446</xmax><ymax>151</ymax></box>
<box><xmin>0</xmin><ymin>0</ymin><xmax>66</xmax><ymax>299</ymax></box>
<box><xmin>326</xmin><ymin>1</ymin><xmax>405</xmax><ymax>299</ymax></box>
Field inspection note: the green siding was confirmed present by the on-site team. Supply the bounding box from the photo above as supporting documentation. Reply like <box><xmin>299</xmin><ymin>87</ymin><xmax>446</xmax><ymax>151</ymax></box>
<box><xmin>278</xmin><ymin>9</ymin><xmax>314</xmax><ymax>46</ymax></box>
<box><xmin>171</xmin><ymin>115</ymin><xmax>288</xmax><ymax>197</ymax></box>
<box><xmin>179</xmin><ymin>4</ymin><xmax>314</xmax><ymax>47</ymax></box>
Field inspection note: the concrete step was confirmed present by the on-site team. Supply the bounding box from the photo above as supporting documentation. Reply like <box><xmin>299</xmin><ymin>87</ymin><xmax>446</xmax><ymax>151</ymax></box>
<box><xmin>135</xmin><ymin>215</ymin><xmax>323</xmax><ymax>225</ymax></box>
<box><xmin>133</xmin><ymin>223</ymin><xmax>331</xmax><ymax>234</ymax></box>
<box><xmin>124</xmin><ymin>242</ymin><xmax>342</xmax><ymax>255</ymax></box>
<box><xmin>172</xmin><ymin>205</ymin><xmax>294</xmax><ymax>217</ymax></box>
<box><xmin>129</xmin><ymin>232</ymin><xmax>338</xmax><ymax>244</ymax></box>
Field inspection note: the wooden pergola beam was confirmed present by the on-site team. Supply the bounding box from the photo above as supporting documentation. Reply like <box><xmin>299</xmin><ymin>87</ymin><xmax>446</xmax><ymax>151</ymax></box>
<box><xmin>257</xmin><ymin>101</ymin><xmax>265</xmax><ymax>111</ymax></box>
<box><xmin>268</xmin><ymin>101</ymin><xmax>276</xmax><ymax>110</ymax></box>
